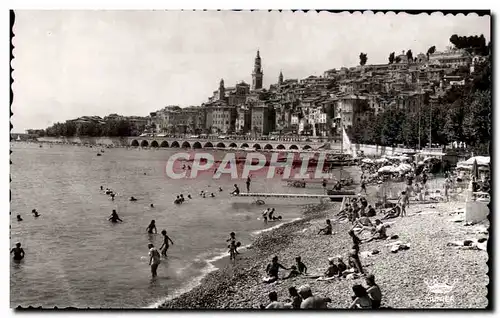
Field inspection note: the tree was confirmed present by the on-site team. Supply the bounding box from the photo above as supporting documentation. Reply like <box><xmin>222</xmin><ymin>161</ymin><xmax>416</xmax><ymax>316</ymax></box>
<box><xmin>406</xmin><ymin>50</ymin><xmax>413</xmax><ymax>63</ymax></box>
<box><xmin>426</xmin><ymin>45</ymin><xmax>436</xmax><ymax>58</ymax></box>
<box><xmin>388</xmin><ymin>52</ymin><xmax>395</xmax><ymax>64</ymax></box>
<box><xmin>359</xmin><ymin>53</ymin><xmax>367</xmax><ymax>66</ymax></box>
<box><xmin>395</xmin><ymin>56</ymin><xmax>402</xmax><ymax>63</ymax></box>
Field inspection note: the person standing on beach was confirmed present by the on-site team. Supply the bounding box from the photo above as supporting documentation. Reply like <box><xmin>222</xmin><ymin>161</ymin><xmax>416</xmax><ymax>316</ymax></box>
<box><xmin>398</xmin><ymin>191</ymin><xmax>408</xmax><ymax>217</ymax></box>
<box><xmin>262</xmin><ymin>208</ymin><xmax>269</xmax><ymax>224</ymax></box>
<box><xmin>322</xmin><ymin>179</ymin><xmax>327</xmax><ymax>194</ymax></box>
<box><xmin>360</xmin><ymin>178</ymin><xmax>367</xmax><ymax>194</ymax></box>
<box><xmin>148</xmin><ymin>243</ymin><xmax>161</xmax><ymax>278</ymax></box>
<box><xmin>246</xmin><ymin>175</ymin><xmax>251</xmax><ymax>193</ymax></box>
<box><xmin>159</xmin><ymin>230</ymin><xmax>174</xmax><ymax>257</ymax></box>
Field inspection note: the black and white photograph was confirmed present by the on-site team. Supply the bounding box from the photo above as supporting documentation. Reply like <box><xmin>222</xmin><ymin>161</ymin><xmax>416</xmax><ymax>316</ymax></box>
<box><xmin>9</xmin><ymin>8</ymin><xmax>492</xmax><ymax>310</ymax></box>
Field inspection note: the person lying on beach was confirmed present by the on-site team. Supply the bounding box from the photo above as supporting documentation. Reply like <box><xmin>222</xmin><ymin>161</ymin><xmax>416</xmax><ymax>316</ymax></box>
<box><xmin>365</xmin><ymin>274</ymin><xmax>382</xmax><ymax>309</ymax></box>
<box><xmin>295</xmin><ymin>256</ymin><xmax>307</xmax><ymax>275</ymax></box>
<box><xmin>264</xmin><ymin>256</ymin><xmax>289</xmax><ymax>283</ymax></box>
<box><xmin>381</xmin><ymin>206</ymin><xmax>401</xmax><ymax>220</ymax></box>
<box><xmin>366</xmin><ymin>205</ymin><xmax>376</xmax><ymax>217</ymax></box>
<box><xmin>17</xmin><ymin>215</ymin><xmax>23</xmax><ymax>222</ymax></box>
<box><xmin>349</xmin><ymin>284</ymin><xmax>373</xmax><ymax>309</ymax></box>
<box><xmin>298</xmin><ymin>285</ymin><xmax>331</xmax><ymax>309</ymax></box>
<box><xmin>159</xmin><ymin>230</ymin><xmax>174</xmax><ymax>257</ymax></box>
<box><xmin>362</xmin><ymin>220</ymin><xmax>389</xmax><ymax>243</ymax></box>
<box><xmin>318</xmin><ymin>219</ymin><xmax>332</xmax><ymax>235</ymax></box>
<box><xmin>352</xmin><ymin>216</ymin><xmax>373</xmax><ymax>232</ymax></box>
<box><xmin>11</xmin><ymin>242</ymin><xmax>25</xmax><ymax>262</ymax></box>
<box><xmin>287</xmin><ymin>287</ymin><xmax>302</xmax><ymax>309</ymax></box>
<box><xmin>262</xmin><ymin>291</ymin><xmax>292</xmax><ymax>309</ymax></box>
<box><xmin>146</xmin><ymin>220</ymin><xmax>157</xmax><ymax>234</ymax></box>
<box><xmin>109</xmin><ymin>210</ymin><xmax>123</xmax><ymax>223</ymax></box>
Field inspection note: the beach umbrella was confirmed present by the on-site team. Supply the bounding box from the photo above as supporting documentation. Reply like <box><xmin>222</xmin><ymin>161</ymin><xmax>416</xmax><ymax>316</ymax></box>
<box><xmin>471</xmin><ymin>159</ymin><xmax>479</xmax><ymax>179</ymax></box>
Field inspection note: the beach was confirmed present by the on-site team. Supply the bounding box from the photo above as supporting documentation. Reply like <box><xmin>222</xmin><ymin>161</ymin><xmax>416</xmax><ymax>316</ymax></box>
<box><xmin>160</xmin><ymin>199</ymin><xmax>489</xmax><ymax>309</ymax></box>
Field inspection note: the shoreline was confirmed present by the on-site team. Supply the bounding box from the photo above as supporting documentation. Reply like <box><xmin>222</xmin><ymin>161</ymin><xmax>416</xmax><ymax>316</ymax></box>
<box><xmin>158</xmin><ymin>198</ymin><xmax>488</xmax><ymax>309</ymax></box>
<box><xmin>157</xmin><ymin>202</ymin><xmax>334</xmax><ymax>309</ymax></box>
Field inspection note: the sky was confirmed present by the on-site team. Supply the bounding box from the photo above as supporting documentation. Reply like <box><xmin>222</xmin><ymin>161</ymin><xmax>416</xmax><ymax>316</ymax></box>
<box><xmin>11</xmin><ymin>10</ymin><xmax>490</xmax><ymax>132</ymax></box>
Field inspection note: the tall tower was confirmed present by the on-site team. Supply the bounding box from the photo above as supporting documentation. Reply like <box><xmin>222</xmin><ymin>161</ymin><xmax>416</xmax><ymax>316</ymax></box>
<box><xmin>218</xmin><ymin>78</ymin><xmax>225</xmax><ymax>101</ymax></box>
<box><xmin>252</xmin><ymin>50</ymin><xmax>263</xmax><ymax>90</ymax></box>
<box><xmin>278</xmin><ymin>70</ymin><xmax>284</xmax><ymax>85</ymax></box>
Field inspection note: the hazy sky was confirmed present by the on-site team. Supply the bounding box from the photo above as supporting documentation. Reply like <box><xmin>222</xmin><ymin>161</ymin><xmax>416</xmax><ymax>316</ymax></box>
<box><xmin>12</xmin><ymin>10</ymin><xmax>490</xmax><ymax>132</ymax></box>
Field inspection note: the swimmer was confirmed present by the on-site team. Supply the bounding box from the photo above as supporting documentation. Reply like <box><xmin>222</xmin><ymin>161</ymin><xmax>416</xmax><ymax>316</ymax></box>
<box><xmin>100</xmin><ymin>186</ymin><xmax>103</xmax><ymax>191</ymax></box>
<box><xmin>218</xmin><ymin>187</ymin><xmax>223</xmax><ymax>192</ymax></box>
<box><xmin>231</xmin><ymin>184</ymin><xmax>240</xmax><ymax>195</ymax></box>
<box><xmin>159</xmin><ymin>230</ymin><xmax>174</xmax><ymax>257</ymax></box>
<box><xmin>130</xmin><ymin>196</ymin><xmax>137</xmax><ymax>202</ymax></box>
<box><xmin>210</xmin><ymin>193</ymin><xmax>215</xmax><ymax>198</ymax></box>
<box><xmin>16</xmin><ymin>215</ymin><xmax>23</xmax><ymax>221</ymax></box>
<box><xmin>109</xmin><ymin>210</ymin><xmax>123</xmax><ymax>223</ymax></box>
<box><xmin>174</xmin><ymin>196</ymin><xmax>181</xmax><ymax>204</ymax></box>
<box><xmin>150</xmin><ymin>203</ymin><xmax>154</xmax><ymax>208</ymax></box>
<box><xmin>31</xmin><ymin>209</ymin><xmax>40</xmax><ymax>217</ymax></box>
<box><xmin>110</xmin><ymin>193</ymin><xmax>115</xmax><ymax>201</ymax></box>
<box><xmin>202</xmin><ymin>193</ymin><xmax>206</xmax><ymax>198</ymax></box>
<box><xmin>147</xmin><ymin>243</ymin><xmax>161</xmax><ymax>278</ymax></box>
<box><xmin>146</xmin><ymin>220</ymin><xmax>157</xmax><ymax>234</ymax></box>
<box><xmin>187</xmin><ymin>194</ymin><xmax>192</xmax><ymax>199</ymax></box>
<box><xmin>200</xmin><ymin>190</ymin><xmax>205</xmax><ymax>196</ymax></box>
<box><xmin>10</xmin><ymin>242</ymin><xmax>25</xmax><ymax>261</ymax></box>
<box><xmin>180</xmin><ymin>194</ymin><xmax>185</xmax><ymax>202</ymax></box>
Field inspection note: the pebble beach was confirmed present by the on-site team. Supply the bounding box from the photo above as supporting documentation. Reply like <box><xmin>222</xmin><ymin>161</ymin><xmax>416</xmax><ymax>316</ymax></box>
<box><xmin>159</xmin><ymin>198</ymin><xmax>489</xmax><ymax>309</ymax></box>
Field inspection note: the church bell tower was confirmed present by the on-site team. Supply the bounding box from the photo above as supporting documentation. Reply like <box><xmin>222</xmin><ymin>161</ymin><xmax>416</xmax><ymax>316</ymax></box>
<box><xmin>252</xmin><ymin>50</ymin><xmax>263</xmax><ymax>90</ymax></box>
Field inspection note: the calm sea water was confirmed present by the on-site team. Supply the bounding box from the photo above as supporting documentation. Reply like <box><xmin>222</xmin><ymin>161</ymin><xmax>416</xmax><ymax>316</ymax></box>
<box><xmin>10</xmin><ymin>143</ymin><xmax>343</xmax><ymax>308</ymax></box>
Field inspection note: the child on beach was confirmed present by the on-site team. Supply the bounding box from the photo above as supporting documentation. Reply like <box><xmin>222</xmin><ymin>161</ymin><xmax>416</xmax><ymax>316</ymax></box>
<box><xmin>262</xmin><ymin>209</ymin><xmax>269</xmax><ymax>224</ymax></box>
<box><xmin>349</xmin><ymin>284</ymin><xmax>373</xmax><ymax>309</ymax></box>
<box><xmin>295</xmin><ymin>256</ymin><xmax>307</xmax><ymax>275</ymax></box>
<box><xmin>365</xmin><ymin>274</ymin><xmax>382</xmax><ymax>309</ymax></box>
<box><xmin>159</xmin><ymin>230</ymin><xmax>174</xmax><ymax>257</ymax></box>
<box><xmin>287</xmin><ymin>287</ymin><xmax>302</xmax><ymax>309</ymax></box>
<box><xmin>283</xmin><ymin>265</ymin><xmax>301</xmax><ymax>279</ymax></box>
<box><xmin>264</xmin><ymin>256</ymin><xmax>289</xmax><ymax>283</ymax></box>
<box><xmin>398</xmin><ymin>191</ymin><xmax>408</xmax><ymax>217</ymax></box>
<box><xmin>318</xmin><ymin>219</ymin><xmax>332</xmax><ymax>235</ymax></box>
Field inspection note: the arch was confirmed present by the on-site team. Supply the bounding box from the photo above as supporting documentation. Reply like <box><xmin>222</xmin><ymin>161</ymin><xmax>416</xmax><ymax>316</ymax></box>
<box><xmin>216</xmin><ymin>142</ymin><xmax>226</xmax><ymax>148</ymax></box>
<box><xmin>289</xmin><ymin>144</ymin><xmax>299</xmax><ymax>150</ymax></box>
<box><xmin>264</xmin><ymin>144</ymin><xmax>273</xmax><ymax>150</ymax></box>
<box><xmin>160</xmin><ymin>140</ymin><xmax>169</xmax><ymax>148</ymax></box>
<box><xmin>193</xmin><ymin>141</ymin><xmax>202</xmax><ymax>149</ymax></box>
<box><xmin>204</xmin><ymin>142</ymin><xmax>214</xmax><ymax>148</ymax></box>
<box><xmin>131</xmin><ymin>140</ymin><xmax>139</xmax><ymax>147</ymax></box>
<box><xmin>181</xmin><ymin>141</ymin><xmax>191</xmax><ymax>148</ymax></box>
<box><xmin>240</xmin><ymin>143</ymin><xmax>249</xmax><ymax>148</ymax></box>
<box><xmin>140</xmin><ymin>140</ymin><xmax>149</xmax><ymax>147</ymax></box>
<box><xmin>150</xmin><ymin>140</ymin><xmax>159</xmax><ymax>148</ymax></box>
<box><xmin>228</xmin><ymin>142</ymin><xmax>238</xmax><ymax>148</ymax></box>
<box><xmin>303</xmin><ymin>145</ymin><xmax>312</xmax><ymax>150</ymax></box>
<box><xmin>253</xmin><ymin>143</ymin><xmax>262</xmax><ymax>150</ymax></box>
<box><xmin>171</xmin><ymin>141</ymin><xmax>180</xmax><ymax>148</ymax></box>
<box><xmin>276</xmin><ymin>144</ymin><xmax>286</xmax><ymax>150</ymax></box>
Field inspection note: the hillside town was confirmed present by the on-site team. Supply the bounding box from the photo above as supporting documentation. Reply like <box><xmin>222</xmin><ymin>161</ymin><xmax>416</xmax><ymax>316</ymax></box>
<box><xmin>29</xmin><ymin>34</ymin><xmax>490</xmax><ymax>153</ymax></box>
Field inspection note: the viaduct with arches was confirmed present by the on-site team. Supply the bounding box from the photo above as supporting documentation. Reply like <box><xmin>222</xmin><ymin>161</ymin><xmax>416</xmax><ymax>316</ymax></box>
<box><xmin>128</xmin><ymin>137</ymin><xmax>341</xmax><ymax>151</ymax></box>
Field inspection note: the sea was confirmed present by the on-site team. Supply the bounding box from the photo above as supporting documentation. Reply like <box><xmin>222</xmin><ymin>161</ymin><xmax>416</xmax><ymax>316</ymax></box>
<box><xmin>10</xmin><ymin>142</ymin><xmax>349</xmax><ymax>308</ymax></box>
